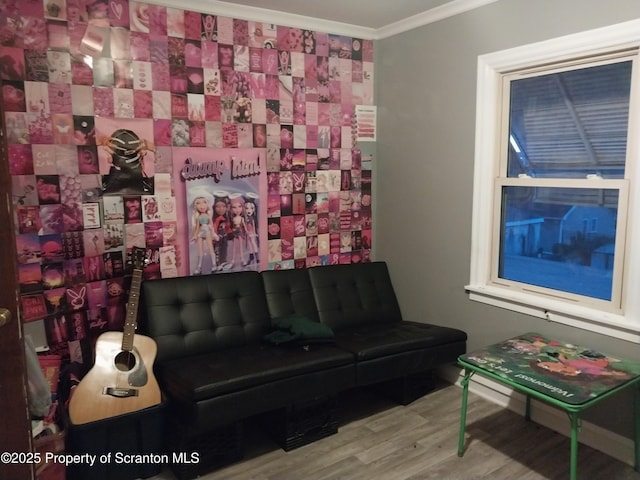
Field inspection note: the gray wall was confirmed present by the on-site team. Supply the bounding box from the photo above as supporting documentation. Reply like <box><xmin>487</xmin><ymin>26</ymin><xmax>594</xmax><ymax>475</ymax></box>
<box><xmin>375</xmin><ymin>0</ymin><xmax>640</xmax><ymax>439</ymax></box>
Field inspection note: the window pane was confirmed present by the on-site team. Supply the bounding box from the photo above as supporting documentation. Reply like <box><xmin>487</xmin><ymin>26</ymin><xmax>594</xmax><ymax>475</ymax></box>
<box><xmin>508</xmin><ymin>61</ymin><xmax>632</xmax><ymax>179</ymax></box>
<box><xmin>499</xmin><ymin>186</ymin><xmax>618</xmax><ymax>300</ymax></box>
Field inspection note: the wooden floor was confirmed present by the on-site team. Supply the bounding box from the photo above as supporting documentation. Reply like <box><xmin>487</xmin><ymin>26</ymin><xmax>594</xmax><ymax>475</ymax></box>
<box><xmin>151</xmin><ymin>380</ymin><xmax>640</xmax><ymax>480</ymax></box>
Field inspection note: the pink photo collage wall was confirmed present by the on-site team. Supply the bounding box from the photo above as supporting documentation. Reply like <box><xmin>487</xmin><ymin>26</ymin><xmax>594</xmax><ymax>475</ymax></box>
<box><xmin>1</xmin><ymin>0</ymin><xmax>374</xmax><ymax>363</ymax></box>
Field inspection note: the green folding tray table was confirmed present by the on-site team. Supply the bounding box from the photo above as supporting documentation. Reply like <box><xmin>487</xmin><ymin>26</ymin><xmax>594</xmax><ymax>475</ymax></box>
<box><xmin>457</xmin><ymin>332</ymin><xmax>640</xmax><ymax>480</ymax></box>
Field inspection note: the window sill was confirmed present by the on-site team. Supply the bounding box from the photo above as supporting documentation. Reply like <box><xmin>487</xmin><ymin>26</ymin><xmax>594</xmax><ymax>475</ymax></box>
<box><xmin>465</xmin><ymin>284</ymin><xmax>640</xmax><ymax>343</ymax></box>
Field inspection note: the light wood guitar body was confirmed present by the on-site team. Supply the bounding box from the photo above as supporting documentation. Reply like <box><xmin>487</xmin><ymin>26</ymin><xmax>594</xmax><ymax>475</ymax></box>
<box><xmin>69</xmin><ymin>248</ymin><xmax>161</xmax><ymax>425</ymax></box>
<box><xmin>69</xmin><ymin>331</ymin><xmax>161</xmax><ymax>425</ymax></box>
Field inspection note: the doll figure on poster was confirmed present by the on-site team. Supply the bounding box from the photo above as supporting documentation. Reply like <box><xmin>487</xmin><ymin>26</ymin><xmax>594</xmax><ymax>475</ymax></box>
<box><xmin>190</xmin><ymin>190</ymin><xmax>219</xmax><ymax>275</ymax></box>
<box><xmin>244</xmin><ymin>194</ymin><xmax>259</xmax><ymax>267</ymax></box>
<box><xmin>212</xmin><ymin>194</ymin><xmax>230</xmax><ymax>269</ymax></box>
<box><xmin>228</xmin><ymin>194</ymin><xmax>247</xmax><ymax>267</ymax></box>
<box><xmin>100</xmin><ymin>128</ymin><xmax>154</xmax><ymax>195</ymax></box>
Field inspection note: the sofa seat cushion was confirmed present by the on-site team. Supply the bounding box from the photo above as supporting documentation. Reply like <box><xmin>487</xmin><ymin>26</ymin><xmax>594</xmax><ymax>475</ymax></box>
<box><xmin>157</xmin><ymin>344</ymin><xmax>354</xmax><ymax>403</ymax></box>
<box><xmin>334</xmin><ymin>321</ymin><xmax>467</xmax><ymax>361</ymax></box>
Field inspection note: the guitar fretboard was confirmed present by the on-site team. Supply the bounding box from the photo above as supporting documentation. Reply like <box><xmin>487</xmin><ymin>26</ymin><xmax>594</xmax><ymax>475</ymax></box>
<box><xmin>122</xmin><ymin>268</ymin><xmax>142</xmax><ymax>352</ymax></box>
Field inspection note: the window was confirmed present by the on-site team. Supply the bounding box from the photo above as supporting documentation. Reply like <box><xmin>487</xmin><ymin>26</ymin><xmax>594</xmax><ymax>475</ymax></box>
<box><xmin>467</xmin><ymin>20</ymin><xmax>640</xmax><ymax>342</ymax></box>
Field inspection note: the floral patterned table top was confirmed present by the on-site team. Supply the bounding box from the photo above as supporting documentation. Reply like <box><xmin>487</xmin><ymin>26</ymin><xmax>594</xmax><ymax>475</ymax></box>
<box><xmin>460</xmin><ymin>332</ymin><xmax>640</xmax><ymax>405</ymax></box>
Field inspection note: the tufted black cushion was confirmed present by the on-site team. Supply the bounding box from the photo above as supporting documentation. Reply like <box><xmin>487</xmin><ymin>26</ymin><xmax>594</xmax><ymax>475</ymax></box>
<box><xmin>261</xmin><ymin>268</ymin><xmax>320</xmax><ymax>322</ymax></box>
<box><xmin>169</xmin><ymin>357</ymin><xmax>355</xmax><ymax>432</ymax></box>
<box><xmin>140</xmin><ymin>271</ymin><xmax>271</xmax><ymax>363</ymax></box>
<box><xmin>333</xmin><ymin>321</ymin><xmax>466</xmax><ymax>361</ymax></box>
<box><xmin>158</xmin><ymin>343</ymin><xmax>353</xmax><ymax>403</ymax></box>
<box><xmin>307</xmin><ymin>262</ymin><xmax>467</xmax><ymax>385</ymax></box>
<box><xmin>308</xmin><ymin>262</ymin><xmax>403</xmax><ymax>329</ymax></box>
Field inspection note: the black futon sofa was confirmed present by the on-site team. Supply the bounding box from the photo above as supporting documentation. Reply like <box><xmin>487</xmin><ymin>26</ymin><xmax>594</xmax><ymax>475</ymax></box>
<box><xmin>139</xmin><ymin>261</ymin><xmax>467</xmax><ymax>479</ymax></box>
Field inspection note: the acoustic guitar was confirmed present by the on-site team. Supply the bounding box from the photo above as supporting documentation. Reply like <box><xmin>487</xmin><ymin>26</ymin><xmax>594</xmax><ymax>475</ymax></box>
<box><xmin>69</xmin><ymin>248</ymin><xmax>161</xmax><ymax>425</ymax></box>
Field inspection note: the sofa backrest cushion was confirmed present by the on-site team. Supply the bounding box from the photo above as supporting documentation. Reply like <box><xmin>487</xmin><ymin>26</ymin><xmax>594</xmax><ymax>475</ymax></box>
<box><xmin>140</xmin><ymin>271</ymin><xmax>271</xmax><ymax>363</ymax></box>
<box><xmin>261</xmin><ymin>268</ymin><xmax>320</xmax><ymax>322</ymax></box>
<box><xmin>308</xmin><ymin>262</ymin><xmax>403</xmax><ymax>330</ymax></box>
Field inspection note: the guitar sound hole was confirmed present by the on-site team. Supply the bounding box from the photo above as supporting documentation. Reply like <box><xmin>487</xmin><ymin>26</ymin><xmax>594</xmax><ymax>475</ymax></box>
<box><xmin>114</xmin><ymin>351</ymin><xmax>136</xmax><ymax>372</ymax></box>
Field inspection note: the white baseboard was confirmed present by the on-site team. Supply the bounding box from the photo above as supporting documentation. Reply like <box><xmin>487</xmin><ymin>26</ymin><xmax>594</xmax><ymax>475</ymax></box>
<box><xmin>437</xmin><ymin>365</ymin><xmax>636</xmax><ymax>467</ymax></box>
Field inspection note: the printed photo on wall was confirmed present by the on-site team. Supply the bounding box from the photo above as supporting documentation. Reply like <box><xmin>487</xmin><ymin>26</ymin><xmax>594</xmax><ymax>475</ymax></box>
<box><xmin>95</xmin><ymin>118</ymin><xmax>155</xmax><ymax>195</ymax></box>
<box><xmin>173</xmin><ymin>148</ymin><xmax>266</xmax><ymax>276</ymax></box>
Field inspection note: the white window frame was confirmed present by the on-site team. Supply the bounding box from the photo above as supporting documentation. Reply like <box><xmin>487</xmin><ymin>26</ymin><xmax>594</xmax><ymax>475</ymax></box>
<box><xmin>466</xmin><ymin>19</ymin><xmax>640</xmax><ymax>343</ymax></box>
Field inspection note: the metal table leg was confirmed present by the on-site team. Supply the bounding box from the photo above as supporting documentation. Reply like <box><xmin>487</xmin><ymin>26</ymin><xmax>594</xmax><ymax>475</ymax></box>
<box><xmin>458</xmin><ymin>369</ymin><xmax>472</xmax><ymax>457</ymax></box>
<box><xmin>569</xmin><ymin>412</ymin><xmax>580</xmax><ymax>480</ymax></box>
<box><xmin>635</xmin><ymin>384</ymin><xmax>640</xmax><ymax>472</ymax></box>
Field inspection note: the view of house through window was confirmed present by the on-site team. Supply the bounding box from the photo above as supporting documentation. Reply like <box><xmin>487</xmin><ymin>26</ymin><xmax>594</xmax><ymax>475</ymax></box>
<box><xmin>499</xmin><ymin>186</ymin><xmax>619</xmax><ymax>300</ymax></box>
<box><xmin>494</xmin><ymin>58</ymin><xmax>633</xmax><ymax>307</ymax></box>
<box><xmin>468</xmin><ymin>21</ymin><xmax>640</xmax><ymax>338</ymax></box>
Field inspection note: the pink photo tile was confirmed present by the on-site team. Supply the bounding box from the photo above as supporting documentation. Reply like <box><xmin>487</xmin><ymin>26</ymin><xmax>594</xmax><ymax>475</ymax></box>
<box><xmin>167</xmin><ymin>8</ymin><xmax>185</xmax><ymax>38</ymax></box>
<box><xmin>200</xmin><ymin>40</ymin><xmax>218</xmax><ymax>69</ymax></box>
<box><xmin>134</xmin><ymin>90</ymin><xmax>153</xmax><ymax>117</ymax></box>
<box><xmin>0</xmin><ymin>46</ymin><xmax>26</xmax><ymax>80</ymax></box>
<box><xmin>185</xmin><ymin>39</ymin><xmax>202</xmax><ymax>67</ymax></box>
<box><xmin>183</xmin><ymin>10</ymin><xmax>201</xmax><ymax>40</ymax></box>
<box><xmin>147</xmin><ymin>4</ymin><xmax>167</xmax><ymax>36</ymax></box>
<box><xmin>3</xmin><ymin>81</ymin><xmax>26</xmax><ymax>112</ymax></box>
<box><xmin>151</xmin><ymin>63</ymin><xmax>170</xmax><ymax>92</ymax></box>
<box><xmin>109</xmin><ymin>0</ymin><xmax>131</xmax><ymax>27</ymax></box>
<box><xmin>130</xmin><ymin>31</ymin><xmax>150</xmax><ymax>60</ymax></box>
<box><xmin>153</xmin><ymin>119</ymin><xmax>172</xmax><ymax>146</ymax></box>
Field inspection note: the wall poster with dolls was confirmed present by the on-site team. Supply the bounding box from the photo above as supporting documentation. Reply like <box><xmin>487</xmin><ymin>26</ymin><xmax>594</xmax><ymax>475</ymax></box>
<box><xmin>174</xmin><ymin>147</ymin><xmax>267</xmax><ymax>275</ymax></box>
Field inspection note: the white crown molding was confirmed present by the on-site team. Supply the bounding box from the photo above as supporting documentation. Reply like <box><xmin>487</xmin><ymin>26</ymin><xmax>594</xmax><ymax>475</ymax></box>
<box><xmin>145</xmin><ymin>0</ymin><xmax>377</xmax><ymax>38</ymax></box>
<box><xmin>376</xmin><ymin>0</ymin><xmax>500</xmax><ymax>39</ymax></box>
<box><xmin>144</xmin><ymin>0</ymin><xmax>498</xmax><ymax>40</ymax></box>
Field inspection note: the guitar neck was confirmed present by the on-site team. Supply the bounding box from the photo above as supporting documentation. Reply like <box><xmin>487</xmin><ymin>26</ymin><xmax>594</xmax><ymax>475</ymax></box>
<box><xmin>122</xmin><ymin>268</ymin><xmax>143</xmax><ymax>352</ymax></box>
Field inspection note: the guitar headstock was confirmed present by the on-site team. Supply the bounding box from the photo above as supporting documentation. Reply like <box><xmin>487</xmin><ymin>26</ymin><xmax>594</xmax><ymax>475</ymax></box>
<box><xmin>127</xmin><ymin>247</ymin><xmax>148</xmax><ymax>272</ymax></box>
